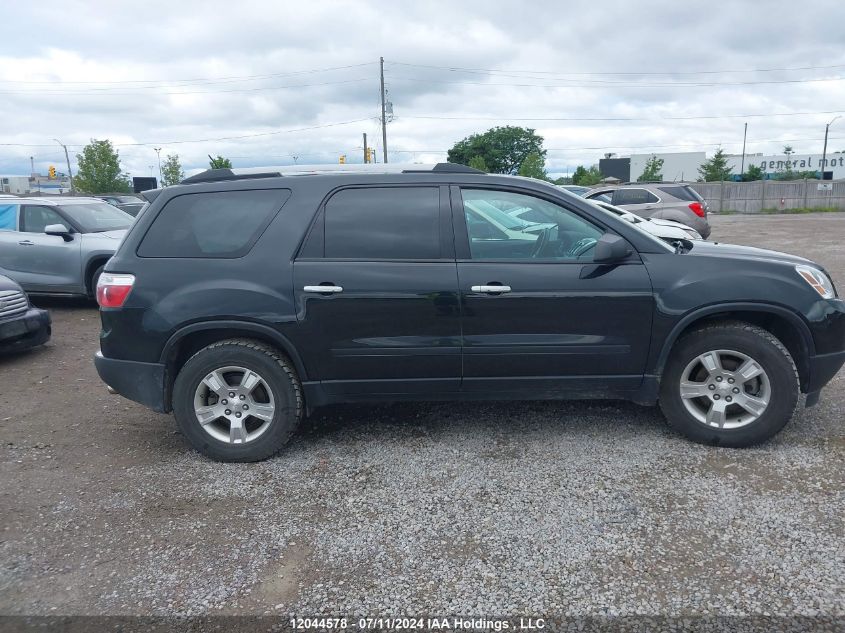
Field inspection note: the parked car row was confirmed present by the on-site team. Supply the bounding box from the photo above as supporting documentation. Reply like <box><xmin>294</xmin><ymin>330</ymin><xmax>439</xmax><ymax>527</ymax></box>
<box><xmin>557</xmin><ymin>182</ymin><xmax>711</xmax><ymax>239</ymax></box>
<box><xmin>0</xmin><ymin>196</ymin><xmax>134</xmax><ymax>353</ymax></box>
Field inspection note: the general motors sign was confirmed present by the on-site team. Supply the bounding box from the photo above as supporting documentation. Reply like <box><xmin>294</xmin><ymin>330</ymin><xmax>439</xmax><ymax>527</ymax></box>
<box><xmin>728</xmin><ymin>152</ymin><xmax>845</xmax><ymax>178</ymax></box>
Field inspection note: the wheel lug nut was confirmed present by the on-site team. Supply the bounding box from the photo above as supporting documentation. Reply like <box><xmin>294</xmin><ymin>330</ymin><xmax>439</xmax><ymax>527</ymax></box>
<box><xmin>708</xmin><ymin>384</ymin><xmax>716</xmax><ymax>390</ymax></box>
<box><xmin>239</xmin><ymin>394</ymin><xmax>246</xmax><ymax>400</ymax></box>
<box><xmin>713</xmin><ymin>394</ymin><xmax>720</xmax><ymax>400</ymax></box>
<box><xmin>225</xmin><ymin>409</ymin><xmax>232</xmax><ymax>415</ymax></box>
<box><xmin>728</xmin><ymin>378</ymin><xmax>735</xmax><ymax>384</ymax></box>
<box><xmin>243</xmin><ymin>404</ymin><xmax>249</xmax><ymax>410</ymax></box>
<box><xmin>715</xmin><ymin>376</ymin><xmax>723</xmax><ymax>382</ymax></box>
<box><xmin>229</xmin><ymin>392</ymin><xmax>235</xmax><ymax>398</ymax></box>
<box><xmin>726</xmin><ymin>396</ymin><xmax>732</xmax><ymax>402</ymax></box>
<box><xmin>235</xmin><ymin>412</ymin><xmax>242</xmax><ymax>418</ymax></box>
<box><xmin>732</xmin><ymin>387</ymin><xmax>740</xmax><ymax>394</ymax></box>
<box><xmin>221</xmin><ymin>399</ymin><xmax>228</xmax><ymax>405</ymax></box>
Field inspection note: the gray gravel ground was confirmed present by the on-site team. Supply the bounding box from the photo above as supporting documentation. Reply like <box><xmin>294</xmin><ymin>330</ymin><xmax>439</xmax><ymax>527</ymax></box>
<box><xmin>0</xmin><ymin>212</ymin><xmax>843</xmax><ymax>619</ymax></box>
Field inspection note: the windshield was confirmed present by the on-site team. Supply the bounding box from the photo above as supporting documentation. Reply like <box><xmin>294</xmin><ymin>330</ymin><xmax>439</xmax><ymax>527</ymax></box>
<box><xmin>59</xmin><ymin>202</ymin><xmax>132</xmax><ymax>232</ymax></box>
<box><xmin>117</xmin><ymin>196</ymin><xmax>141</xmax><ymax>204</ymax></box>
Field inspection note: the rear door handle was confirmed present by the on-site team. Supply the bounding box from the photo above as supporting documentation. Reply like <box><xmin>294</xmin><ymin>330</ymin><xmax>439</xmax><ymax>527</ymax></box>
<box><xmin>471</xmin><ymin>284</ymin><xmax>511</xmax><ymax>294</ymax></box>
<box><xmin>303</xmin><ymin>285</ymin><xmax>343</xmax><ymax>293</ymax></box>
<box><xmin>18</xmin><ymin>240</ymin><xmax>34</xmax><ymax>246</ymax></box>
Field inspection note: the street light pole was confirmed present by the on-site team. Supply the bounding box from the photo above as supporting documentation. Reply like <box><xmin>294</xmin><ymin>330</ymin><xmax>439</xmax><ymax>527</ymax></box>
<box><xmin>154</xmin><ymin>147</ymin><xmax>162</xmax><ymax>184</ymax></box>
<box><xmin>820</xmin><ymin>116</ymin><xmax>840</xmax><ymax>181</ymax></box>
<box><xmin>740</xmin><ymin>122</ymin><xmax>748</xmax><ymax>177</ymax></box>
<box><xmin>53</xmin><ymin>139</ymin><xmax>74</xmax><ymax>194</ymax></box>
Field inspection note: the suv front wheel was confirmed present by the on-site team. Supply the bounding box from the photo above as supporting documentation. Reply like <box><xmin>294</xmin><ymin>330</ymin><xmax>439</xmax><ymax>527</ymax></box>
<box><xmin>659</xmin><ymin>321</ymin><xmax>800</xmax><ymax>447</ymax></box>
<box><xmin>172</xmin><ymin>339</ymin><xmax>303</xmax><ymax>461</ymax></box>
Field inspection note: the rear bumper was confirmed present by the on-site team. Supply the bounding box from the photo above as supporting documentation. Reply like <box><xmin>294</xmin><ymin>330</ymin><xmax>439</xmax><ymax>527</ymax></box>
<box><xmin>694</xmin><ymin>216</ymin><xmax>711</xmax><ymax>239</ymax></box>
<box><xmin>0</xmin><ymin>307</ymin><xmax>51</xmax><ymax>353</ymax></box>
<box><xmin>94</xmin><ymin>352</ymin><xmax>168</xmax><ymax>412</ymax></box>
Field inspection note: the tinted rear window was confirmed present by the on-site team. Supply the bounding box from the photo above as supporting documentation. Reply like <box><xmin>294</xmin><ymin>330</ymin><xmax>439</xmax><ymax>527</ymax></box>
<box><xmin>324</xmin><ymin>187</ymin><xmax>440</xmax><ymax>259</ymax></box>
<box><xmin>138</xmin><ymin>189</ymin><xmax>289</xmax><ymax>258</ymax></box>
<box><xmin>612</xmin><ymin>189</ymin><xmax>659</xmax><ymax>205</ymax></box>
<box><xmin>657</xmin><ymin>186</ymin><xmax>702</xmax><ymax>202</ymax></box>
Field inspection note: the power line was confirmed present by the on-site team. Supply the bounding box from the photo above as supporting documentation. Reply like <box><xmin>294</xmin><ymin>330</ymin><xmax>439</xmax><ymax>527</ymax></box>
<box><xmin>0</xmin><ymin>62</ymin><xmax>376</xmax><ymax>86</ymax></box>
<box><xmin>387</xmin><ymin>60</ymin><xmax>845</xmax><ymax>77</ymax></box>
<box><xmin>0</xmin><ymin>118</ymin><xmax>373</xmax><ymax>148</ymax></box>
<box><xmin>385</xmin><ymin>74</ymin><xmax>845</xmax><ymax>89</ymax></box>
<box><xmin>0</xmin><ymin>77</ymin><xmax>371</xmax><ymax>96</ymax></box>
<box><xmin>400</xmin><ymin>109</ymin><xmax>845</xmax><ymax>122</ymax></box>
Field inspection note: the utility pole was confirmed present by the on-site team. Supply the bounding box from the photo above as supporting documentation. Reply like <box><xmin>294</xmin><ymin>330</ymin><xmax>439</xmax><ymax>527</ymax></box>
<box><xmin>820</xmin><ymin>116</ymin><xmax>841</xmax><ymax>181</ymax></box>
<box><xmin>154</xmin><ymin>147</ymin><xmax>162</xmax><ymax>183</ymax></box>
<box><xmin>53</xmin><ymin>139</ymin><xmax>74</xmax><ymax>194</ymax></box>
<box><xmin>363</xmin><ymin>132</ymin><xmax>369</xmax><ymax>164</ymax></box>
<box><xmin>30</xmin><ymin>156</ymin><xmax>35</xmax><ymax>176</ymax></box>
<box><xmin>740</xmin><ymin>122</ymin><xmax>747</xmax><ymax>177</ymax></box>
<box><xmin>379</xmin><ymin>56</ymin><xmax>388</xmax><ymax>163</ymax></box>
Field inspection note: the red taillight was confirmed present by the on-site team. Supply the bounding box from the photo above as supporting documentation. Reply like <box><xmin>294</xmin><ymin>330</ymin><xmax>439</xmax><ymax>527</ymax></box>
<box><xmin>689</xmin><ymin>202</ymin><xmax>706</xmax><ymax>217</ymax></box>
<box><xmin>96</xmin><ymin>273</ymin><xmax>135</xmax><ymax>308</ymax></box>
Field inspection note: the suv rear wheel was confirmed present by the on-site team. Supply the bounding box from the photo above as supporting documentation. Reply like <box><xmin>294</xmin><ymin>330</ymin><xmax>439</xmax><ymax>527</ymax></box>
<box><xmin>659</xmin><ymin>321</ymin><xmax>799</xmax><ymax>447</ymax></box>
<box><xmin>172</xmin><ymin>338</ymin><xmax>302</xmax><ymax>462</ymax></box>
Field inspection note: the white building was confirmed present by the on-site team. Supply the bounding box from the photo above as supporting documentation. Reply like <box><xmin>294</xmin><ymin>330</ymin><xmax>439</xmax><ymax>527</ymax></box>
<box><xmin>726</xmin><ymin>152</ymin><xmax>845</xmax><ymax>179</ymax></box>
<box><xmin>0</xmin><ymin>174</ymin><xmax>72</xmax><ymax>195</ymax></box>
<box><xmin>629</xmin><ymin>152</ymin><xmax>706</xmax><ymax>182</ymax></box>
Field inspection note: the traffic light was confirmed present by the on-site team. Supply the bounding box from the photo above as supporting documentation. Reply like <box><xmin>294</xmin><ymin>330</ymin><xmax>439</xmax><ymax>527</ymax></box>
<box><xmin>339</xmin><ymin>155</ymin><xmax>346</xmax><ymax>164</ymax></box>
<box><xmin>48</xmin><ymin>166</ymin><xmax>56</xmax><ymax>179</ymax></box>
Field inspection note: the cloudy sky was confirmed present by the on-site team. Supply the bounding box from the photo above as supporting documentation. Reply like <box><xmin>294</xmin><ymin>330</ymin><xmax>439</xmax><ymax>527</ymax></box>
<box><xmin>2</xmin><ymin>0</ymin><xmax>845</xmax><ymax>180</ymax></box>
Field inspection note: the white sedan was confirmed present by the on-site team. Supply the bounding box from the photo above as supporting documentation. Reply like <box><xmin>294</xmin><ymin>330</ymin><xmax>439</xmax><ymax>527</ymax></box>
<box><xmin>590</xmin><ymin>200</ymin><xmax>702</xmax><ymax>242</ymax></box>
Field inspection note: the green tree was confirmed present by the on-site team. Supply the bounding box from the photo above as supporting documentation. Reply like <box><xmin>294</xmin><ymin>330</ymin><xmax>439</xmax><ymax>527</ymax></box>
<box><xmin>160</xmin><ymin>154</ymin><xmax>184</xmax><ymax>187</ymax></box>
<box><xmin>637</xmin><ymin>155</ymin><xmax>664</xmax><ymax>182</ymax></box>
<box><xmin>698</xmin><ymin>148</ymin><xmax>733</xmax><ymax>182</ymax></box>
<box><xmin>742</xmin><ymin>164</ymin><xmax>764</xmax><ymax>181</ymax></box>
<box><xmin>72</xmin><ymin>139</ymin><xmax>131</xmax><ymax>194</ymax></box>
<box><xmin>573</xmin><ymin>165</ymin><xmax>602</xmax><ymax>186</ymax></box>
<box><xmin>208</xmin><ymin>155</ymin><xmax>232</xmax><ymax>169</ymax></box>
<box><xmin>776</xmin><ymin>145</ymin><xmax>796</xmax><ymax>180</ymax></box>
<box><xmin>468</xmin><ymin>155</ymin><xmax>489</xmax><ymax>172</ymax></box>
<box><xmin>517</xmin><ymin>151</ymin><xmax>548</xmax><ymax>180</ymax></box>
<box><xmin>447</xmin><ymin>126</ymin><xmax>545</xmax><ymax>174</ymax></box>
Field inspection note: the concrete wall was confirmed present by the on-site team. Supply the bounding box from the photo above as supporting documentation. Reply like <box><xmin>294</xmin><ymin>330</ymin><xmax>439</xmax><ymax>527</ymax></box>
<box><xmin>629</xmin><ymin>152</ymin><xmax>706</xmax><ymax>183</ymax></box>
<box><xmin>689</xmin><ymin>179</ymin><xmax>845</xmax><ymax>213</ymax></box>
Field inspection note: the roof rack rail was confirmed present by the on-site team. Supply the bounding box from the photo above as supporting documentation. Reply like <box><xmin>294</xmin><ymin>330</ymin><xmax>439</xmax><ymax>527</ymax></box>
<box><xmin>180</xmin><ymin>168</ymin><xmax>283</xmax><ymax>185</ymax></box>
<box><xmin>402</xmin><ymin>162</ymin><xmax>485</xmax><ymax>174</ymax></box>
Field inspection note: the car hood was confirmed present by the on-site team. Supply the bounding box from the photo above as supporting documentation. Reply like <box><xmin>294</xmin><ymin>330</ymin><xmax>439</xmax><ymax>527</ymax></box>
<box><xmin>0</xmin><ymin>274</ymin><xmax>24</xmax><ymax>293</ymax></box>
<box><xmin>686</xmin><ymin>240</ymin><xmax>813</xmax><ymax>266</ymax></box>
<box><xmin>84</xmin><ymin>229</ymin><xmax>127</xmax><ymax>240</ymax></box>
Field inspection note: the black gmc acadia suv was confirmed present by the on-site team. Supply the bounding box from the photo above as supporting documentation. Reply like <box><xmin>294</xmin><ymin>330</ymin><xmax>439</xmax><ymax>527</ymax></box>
<box><xmin>94</xmin><ymin>163</ymin><xmax>845</xmax><ymax>462</ymax></box>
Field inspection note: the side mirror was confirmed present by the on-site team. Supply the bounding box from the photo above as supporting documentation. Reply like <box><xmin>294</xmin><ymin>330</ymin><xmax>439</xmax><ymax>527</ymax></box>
<box><xmin>44</xmin><ymin>224</ymin><xmax>73</xmax><ymax>242</ymax></box>
<box><xmin>593</xmin><ymin>233</ymin><xmax>632</xmax><ymax>263</ymax></box>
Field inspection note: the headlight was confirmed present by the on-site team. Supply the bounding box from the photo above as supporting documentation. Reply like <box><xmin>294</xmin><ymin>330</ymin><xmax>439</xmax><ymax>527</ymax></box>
<box><xmin>795</xmin><ymin>265</ymin><xmax>836</xmax><ymax>299</ymax></box>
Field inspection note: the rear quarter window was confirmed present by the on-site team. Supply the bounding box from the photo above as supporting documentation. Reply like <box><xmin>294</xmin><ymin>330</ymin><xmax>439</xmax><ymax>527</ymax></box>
<box><xmin>612</xmin><ymin>189</ymin><xmax>659</xmax><ymax>205</ymax></box>
<box><xmin>657</xmin><ymin>186</ymin><xmax>702</xmax><ymax>202</ymax></box>
<box><xmin>137</xmin><ymin>189</ymin><xmax>290</xmax><ymax>258</ymax></box>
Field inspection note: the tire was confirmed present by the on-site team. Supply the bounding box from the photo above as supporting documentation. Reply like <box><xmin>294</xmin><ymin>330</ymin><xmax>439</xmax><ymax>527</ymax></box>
<box><xmin>88</xmin><ymin>264</ymin><xmax>105</xmax><ymax>300</ymax></box>
<box><xmin>172</xmin><ymin>338</ymin><xmax>303</xmax><ymax>462</ymax></box>
<box><xmin>659</xmin><ymin>321</ymin><xmax>799</xmax><ymax>447</ymax></box>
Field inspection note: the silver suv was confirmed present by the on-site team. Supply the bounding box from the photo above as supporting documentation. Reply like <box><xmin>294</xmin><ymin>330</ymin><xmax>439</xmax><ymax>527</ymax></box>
<box><xmin>584</xmin><ymin>183</ymin><xmax>710</xmax><ymax>239</ymax></box>
<box><xmin>0</xmin><ymin>197</ymin><xmax>132</xmax><ymax>296</ymax></box>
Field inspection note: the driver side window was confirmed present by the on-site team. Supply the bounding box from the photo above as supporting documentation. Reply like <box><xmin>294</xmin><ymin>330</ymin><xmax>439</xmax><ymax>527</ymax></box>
<box><xmin>21</xmin><ymin>205</ymin><xmax>64</xmax><ymax>234</ymax></box>
<box><xmin>460</xmin><ymin>189</ymin><xmax>604</xmax><ymax>261</ymax></box>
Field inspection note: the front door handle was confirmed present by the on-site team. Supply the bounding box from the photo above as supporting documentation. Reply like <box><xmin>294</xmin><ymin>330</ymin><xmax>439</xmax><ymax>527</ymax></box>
<box><xmin>18</xmin><ymin>240</ymin><xmax>34</xmax><ymax>246</ymax></box>
<box><xmin>471</xmin><ymin>284</ymin><xmax>511</xmax><ymax>294</ymax></box>
<box><xmin>303</xmin><ymin>284</ymin><xmax>343</xmax><ymax>293</ymax></box>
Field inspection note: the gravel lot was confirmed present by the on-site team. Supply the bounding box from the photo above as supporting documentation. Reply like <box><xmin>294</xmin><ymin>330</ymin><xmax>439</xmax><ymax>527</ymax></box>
<box><xmin>1</xmin><ymin>213</ymin><xmax>843</xmax><ymax>620</ymax></box>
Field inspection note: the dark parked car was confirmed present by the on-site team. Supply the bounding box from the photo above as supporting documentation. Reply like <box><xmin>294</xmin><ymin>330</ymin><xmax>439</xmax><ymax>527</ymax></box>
<box><xmin>95</xmin><ymin>194</ymin><xmax>147</xmax><ymax>217</ymax></box>
<box><xmin>94</xmin><ymin>164</ymin><xmax>845</xmax><ymax>462</ymax></box>
<box><xmin>0</xmin><ymin>273</ymin><xmax>50</xmax><ymax>353</ymax></box>
<box><xmin>585</xmin><ymin>183</ymin><xmax>711</xmax><ymax>239</ymax></box>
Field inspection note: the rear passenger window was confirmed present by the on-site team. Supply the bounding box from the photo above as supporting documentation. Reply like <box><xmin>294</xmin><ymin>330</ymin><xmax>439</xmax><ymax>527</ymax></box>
<box><xmin>612</xmin><ymin>189</ymin><xmax>659</xmax><ymax>205</ymax></box>
<box><xmin>138</xmin><ymin>189</ymin><xmax>290</xmax><ymax>258</ymax></box>
<box><xmin>324</xmin><ymin>187</ymin><xmax>440</xmax><ymax>259</ymax></box>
